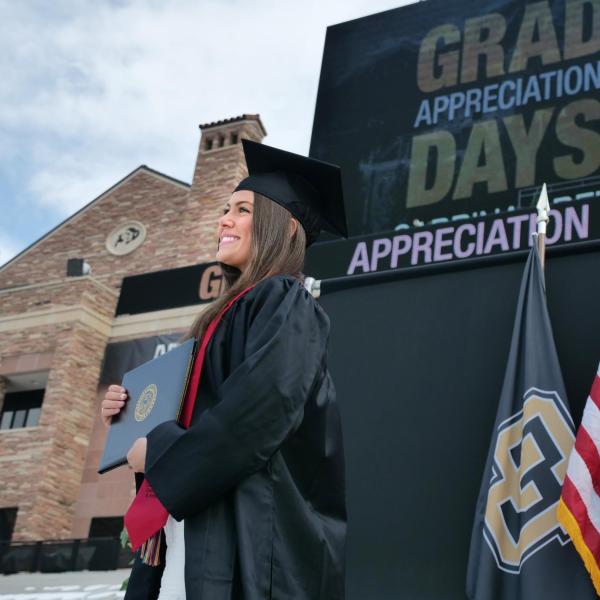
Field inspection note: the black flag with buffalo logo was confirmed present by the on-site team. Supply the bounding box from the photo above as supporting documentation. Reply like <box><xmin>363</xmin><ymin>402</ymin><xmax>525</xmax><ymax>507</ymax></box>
<box><xmin>466</xmin><ymin>244</ymin><xmax>596</xmax><ymax>600</ymax></box>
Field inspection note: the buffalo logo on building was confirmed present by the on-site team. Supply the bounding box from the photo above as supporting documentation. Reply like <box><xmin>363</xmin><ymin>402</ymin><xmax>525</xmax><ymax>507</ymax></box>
<box><xmin>134</xmin><ymin>384</ymin><xmax>158</xmax><ymax>422</ymax></box>
<box><xmin>106</xmin><ymin>220</ymin><xmax>147</xmax><ymax>256</ymax></box>
<box><xmin>483</xmin><ymin>388</ymin><xmax>575</xmax><ymax>573</ymax></box>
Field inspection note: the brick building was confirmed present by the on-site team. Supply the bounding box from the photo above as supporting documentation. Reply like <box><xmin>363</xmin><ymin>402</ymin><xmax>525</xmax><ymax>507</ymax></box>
<box><xmin>0</xmin><ymin>114</ymin><xmax>266</xmax><ymax>542</ymax></box>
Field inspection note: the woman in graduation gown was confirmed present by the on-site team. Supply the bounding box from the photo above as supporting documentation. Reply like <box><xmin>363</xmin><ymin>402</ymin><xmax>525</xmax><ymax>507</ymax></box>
<box><xmin>101</xmin><ymin>140</ymin><xmax>348</xmax><ymax>600</ymax></box>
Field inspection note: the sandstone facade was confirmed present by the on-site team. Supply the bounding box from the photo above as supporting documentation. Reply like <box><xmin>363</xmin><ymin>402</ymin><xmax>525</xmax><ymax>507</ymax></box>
<box><xmin>0</xmin><ymin>114</ymin><xmax>266</xmax><ymax>541</ymax></box>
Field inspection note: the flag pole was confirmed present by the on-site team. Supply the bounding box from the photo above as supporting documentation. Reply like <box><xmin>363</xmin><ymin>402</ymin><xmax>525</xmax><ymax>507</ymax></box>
<box><xmin>536</xmin><ymin>183</ymin><xmax>550</xmax><ymax>270</ymax></box>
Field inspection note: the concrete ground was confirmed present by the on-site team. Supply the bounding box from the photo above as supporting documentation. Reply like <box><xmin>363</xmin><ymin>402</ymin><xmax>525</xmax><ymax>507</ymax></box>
<box><xmin>0</xmin><ymin>569</ymin><xmax>130</xmax><ymax>599</ymax></box>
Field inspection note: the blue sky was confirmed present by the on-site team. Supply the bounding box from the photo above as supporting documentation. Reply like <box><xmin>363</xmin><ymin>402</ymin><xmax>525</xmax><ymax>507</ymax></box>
<box><xmin>0</xmin><ymin>0</ymin><xmax>411</xmax><ymax>268</ymax></box>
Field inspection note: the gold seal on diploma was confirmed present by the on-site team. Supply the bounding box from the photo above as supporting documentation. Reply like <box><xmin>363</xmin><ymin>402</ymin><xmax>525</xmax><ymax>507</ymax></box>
<box><xmin>135</xmin><ymin>384</ymin><xmax>158</xmax><ymax>422</ymax></box>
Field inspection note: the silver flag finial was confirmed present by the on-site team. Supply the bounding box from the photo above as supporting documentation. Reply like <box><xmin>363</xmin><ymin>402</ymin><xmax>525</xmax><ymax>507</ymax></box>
<box><xmin>536</xmin><ymin>183</ymin><xmax>550</xmax><ymax>234</ymax></box>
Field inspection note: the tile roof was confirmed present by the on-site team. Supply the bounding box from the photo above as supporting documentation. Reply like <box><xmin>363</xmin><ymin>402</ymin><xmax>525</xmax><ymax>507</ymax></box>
<box><xmin>199</xmin><ymin>114</ymin><xmax>267</xmax><ymax>136</ymax></box>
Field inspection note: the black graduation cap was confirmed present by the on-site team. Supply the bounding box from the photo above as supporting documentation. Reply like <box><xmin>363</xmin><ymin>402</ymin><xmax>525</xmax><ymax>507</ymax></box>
<box><xmin>234</xmin><ymin>139</ymin><xmax>348</xmax><ymax>247</ymax></box>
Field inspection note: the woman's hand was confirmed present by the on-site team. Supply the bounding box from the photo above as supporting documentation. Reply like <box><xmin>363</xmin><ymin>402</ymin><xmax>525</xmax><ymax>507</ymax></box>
<box><xmin>127</xmin><ymin>437</ymin><xmax>147</xmax><ymax>473</ymax></box>
<box><xmin>101</xmin><ymin>384</ymin><xmax>129</xmax><ymax>428</ymax></box>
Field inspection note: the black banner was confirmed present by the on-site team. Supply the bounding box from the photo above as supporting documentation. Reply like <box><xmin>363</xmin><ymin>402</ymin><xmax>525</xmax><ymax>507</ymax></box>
<box><xmin>318</xmin><ymin>247</ymin><xmax>600</xmax><ymax>599</ymax></box>
<box><xmin>305</xmin><ymin>199</ymin><xmax>597</xmax><ymax>279</ymax></box>
<box><xmin>310</xmin><ymin>0</ymin><xmax>600</xmax><ymax>238</ymax></box>
<box><xmin>99</xmin><ymin>334</ymin><xmax>182</xmax><ymax>386</ymax></box>
<box><xmin>115</xmin><ymin>262</ymin><xmax>224</xmax><ymax>316</ymax></box>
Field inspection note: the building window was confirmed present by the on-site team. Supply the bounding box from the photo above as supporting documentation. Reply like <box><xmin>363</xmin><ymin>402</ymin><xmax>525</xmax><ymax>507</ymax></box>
<box><xmin>218</xmin><ymin>135</ymin><xmax>225</xmax><ymax>148</ymax></box>
<box><xmin>0</xmin><ymin>389</ymin><xmax>44</xmax><ymax>430</ymax></box>
<box><xmin>205</xmin><ymin>138</ymin><xmax>213</xmax><ymax>151</ymax></box>
<box><xmin>230</xmin><ymin>132</ymin><xmax>238</xmax><ymax>145</ymax></box>
<box><xmin>0</xmin><ymin>508</ymin><xmax>17</xmax><ymax>542</ymax></box>
<box><xmin>89</xmin><ymin>517</ymin><xmax>123</xmax><ymax>539</ymax></box>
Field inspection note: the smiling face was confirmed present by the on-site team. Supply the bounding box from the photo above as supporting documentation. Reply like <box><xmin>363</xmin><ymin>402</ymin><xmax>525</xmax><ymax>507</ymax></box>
<box><xmin>215</xmin><ymin>190</ymin><xmax>254</xmax><ymax>272</ymax></box>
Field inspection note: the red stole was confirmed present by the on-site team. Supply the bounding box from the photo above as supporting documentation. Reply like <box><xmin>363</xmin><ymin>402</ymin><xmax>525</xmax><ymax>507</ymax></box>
<box><xmin>124</xmin><ymin>285</ymin><xmax>256</xmax><ymax>551</ymax></box>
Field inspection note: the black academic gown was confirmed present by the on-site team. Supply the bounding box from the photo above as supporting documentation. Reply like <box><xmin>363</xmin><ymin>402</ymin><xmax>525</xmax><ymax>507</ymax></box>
<box><xmin>124</xmin><ymin>274</ymin><xmax>347</xmax><ymax>600</ymax></box>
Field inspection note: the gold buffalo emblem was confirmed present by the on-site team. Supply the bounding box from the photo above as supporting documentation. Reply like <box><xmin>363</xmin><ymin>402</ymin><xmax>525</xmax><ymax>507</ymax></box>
<box><xmin>134</xmin><ymin>384</ymin><xmax>158</xmax><ymax>422</ymax></box>
<box><xmin>483</xmin><ymin>388</ymin><xmax>575</xmax><ymax>573</ymax></box>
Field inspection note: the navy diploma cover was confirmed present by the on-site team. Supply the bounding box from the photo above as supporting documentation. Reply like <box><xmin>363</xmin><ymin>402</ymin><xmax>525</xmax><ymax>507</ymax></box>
<box><xmin>98</xmin><ymin>337</ymin><xmax>196</xmax><ymax>474</ymax></box>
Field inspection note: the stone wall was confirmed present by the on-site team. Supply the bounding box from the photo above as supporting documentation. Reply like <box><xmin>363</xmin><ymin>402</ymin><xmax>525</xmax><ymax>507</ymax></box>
<box><xmin>0</xmin><ymin>114</ymin><xmax>267</xmax><ymax>541</ymax></box>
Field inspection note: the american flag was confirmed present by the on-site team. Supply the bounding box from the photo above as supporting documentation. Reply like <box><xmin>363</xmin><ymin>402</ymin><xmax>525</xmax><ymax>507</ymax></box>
<box><xmin>558</xmin><ymin>363</ymin><xmax>600</xmax><ymax>595</ymax></box>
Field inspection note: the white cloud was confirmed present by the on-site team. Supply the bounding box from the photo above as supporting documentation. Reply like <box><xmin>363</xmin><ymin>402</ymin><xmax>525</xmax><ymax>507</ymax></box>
<box><xmin>0</xmin><ymin>0</ymin><xmax>413</xmax><ymax>237</ymax></box>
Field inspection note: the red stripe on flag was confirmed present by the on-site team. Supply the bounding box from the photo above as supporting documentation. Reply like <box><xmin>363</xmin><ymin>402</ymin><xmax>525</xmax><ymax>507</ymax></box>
<box><xmin>575</xmin><ymin>426</ymin><xmax>600</xmax><ymax>499</ymax></box>
<box><xmin>562</xmin><ymin>475</ymin><xmax>600</xmax><ymax>563</ymax></box>
<box><xmin>590</xmin><ymin>375</ymin><xmax>600</xmax><ymax>411</ymax></box>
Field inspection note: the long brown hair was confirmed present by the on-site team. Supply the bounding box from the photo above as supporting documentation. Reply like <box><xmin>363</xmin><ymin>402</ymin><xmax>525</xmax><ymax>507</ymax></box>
<box><xmin>180</xmin><ymin>192</ymin><xmax>307</xmax><ymax>343</ymax></box>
